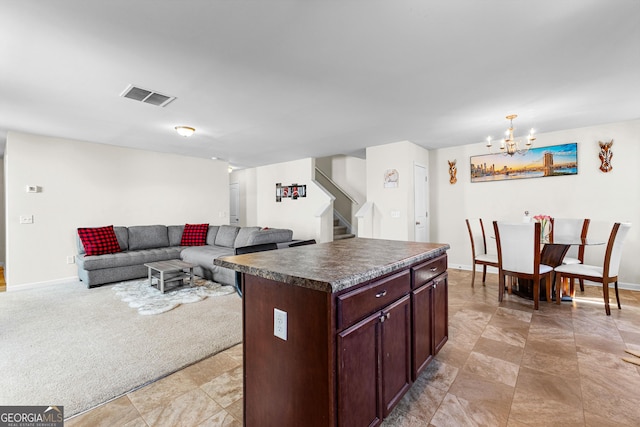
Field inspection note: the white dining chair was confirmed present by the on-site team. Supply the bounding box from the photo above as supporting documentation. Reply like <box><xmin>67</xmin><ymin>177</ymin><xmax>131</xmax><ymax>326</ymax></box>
<box><xmin>493</xmin><ymin>221</ymin><xmax>554</xmax><ymax>310</ymax></box>
<box><xmin>465</xmin><ymin>218</ymin><xmax>499</xmax><ymax>287</ymax></box>
<box><xmin>554</xmin><ymin>222</ymin><xmax>631</xmax><ymax>315</ymax></box>
<box><xmin>551</xmin><ymin>218</ymin><xmax>590</xmax><ymax>292</ymax></box>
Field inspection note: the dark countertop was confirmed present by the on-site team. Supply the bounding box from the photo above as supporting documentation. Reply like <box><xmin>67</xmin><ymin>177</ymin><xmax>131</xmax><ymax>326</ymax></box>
<box><xmin>215</xmin><ymin>237</ymin><xmax>449</xmax><ymax>293</ymax></box>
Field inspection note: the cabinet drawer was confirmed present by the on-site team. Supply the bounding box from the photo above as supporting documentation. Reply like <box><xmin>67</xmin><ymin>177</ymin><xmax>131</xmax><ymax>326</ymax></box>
<box><xmin>411</xmin><ymin>255</ymin><xmax>447</xmax><ymax>289</ymax></box>
<box><xmin>337</xmin><ymin>270</ymin><xmax>410</xmax><ymax>330</ymax></box>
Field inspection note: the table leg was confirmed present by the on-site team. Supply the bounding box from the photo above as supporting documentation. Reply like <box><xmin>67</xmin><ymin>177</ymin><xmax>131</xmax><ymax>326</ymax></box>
<box><xmin>188</xmin><ymin>266</ymin><xmax>194</xmax><ymax>286</ymax></box>
<box><xmin>160</xmin><ymin>271</ymin><xmax>165</xmax><ymax>293</ymax></box>
<box><xmin>148</xmin><ymin>267</ymin><xmax>152</xmax><ymax>287</ymax></box>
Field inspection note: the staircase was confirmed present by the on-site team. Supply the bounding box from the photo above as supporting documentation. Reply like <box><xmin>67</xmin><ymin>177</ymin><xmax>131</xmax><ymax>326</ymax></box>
<box><xmin>334</xmin><ymin>219</ymin><xmax>356</xmax><ymax>240</ymax></box>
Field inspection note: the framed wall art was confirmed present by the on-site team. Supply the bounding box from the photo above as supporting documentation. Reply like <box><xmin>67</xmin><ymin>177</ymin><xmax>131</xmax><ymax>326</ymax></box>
<box><xmin>470</xmin><ymin>142</ymin><xmax>578</xmax><ymax>183</ymax></box>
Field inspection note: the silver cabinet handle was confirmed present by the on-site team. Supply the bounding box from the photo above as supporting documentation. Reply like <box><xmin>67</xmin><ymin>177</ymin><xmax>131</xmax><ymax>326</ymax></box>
<box><xmin>375</xmin><ymin>290</ymin><xmax>387</xmax><ymax>298</ymax></box>
<box><xmin>430</xmin><ymin>267</ymin><xmax>437</xmax><ymax>272</ymax></box>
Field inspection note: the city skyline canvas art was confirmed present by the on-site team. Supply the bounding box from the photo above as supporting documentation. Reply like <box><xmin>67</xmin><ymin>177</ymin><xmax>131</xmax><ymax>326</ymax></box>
<box><xmin>470</xmin><ymin>143</ymin><xmax>578</xmax><ymax>183</ymax></box>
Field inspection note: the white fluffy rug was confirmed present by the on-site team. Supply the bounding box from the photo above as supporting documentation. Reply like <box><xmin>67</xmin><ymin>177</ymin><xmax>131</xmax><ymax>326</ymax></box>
<box><xmin>113</xmin><ymin>277</ymin><xmax>236</xmax><ymax>315</ymax></box>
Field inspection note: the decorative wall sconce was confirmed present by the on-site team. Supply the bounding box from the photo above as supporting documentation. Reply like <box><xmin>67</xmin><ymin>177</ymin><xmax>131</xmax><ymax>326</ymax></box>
<box><xmin>448</xmin><ymin>160</ymin><xmax>457</xmax><ymax>184</ymax></box>
<box><xmin>598</xmin><ymin>140</ymin><xmax>613</xmax><ymax>172</ymax></box>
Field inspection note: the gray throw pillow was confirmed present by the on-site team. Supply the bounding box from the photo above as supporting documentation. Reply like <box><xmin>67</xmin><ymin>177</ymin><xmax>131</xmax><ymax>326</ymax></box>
<box><xmin>168</xmin><ymin>225</ymin><xmax>185</xmax><ymax>246</ymax></box>
<box><xmin>214</xmin><ymin>225</ymin><xmax>240</xmax><ymax>248</ymax></box>
<box><xmin>206</xmin><ymin>226</ymin><xmax>220</xmax><ymax>245</ymax></box>
<box><xmin>234</xmin><ymin>226</ymin><xmax>262</xmax><ymax>248</ymax></box>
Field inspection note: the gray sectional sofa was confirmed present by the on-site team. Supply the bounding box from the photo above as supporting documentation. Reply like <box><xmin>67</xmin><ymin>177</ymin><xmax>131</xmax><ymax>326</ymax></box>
<box><xmin>76</xmin><ymin>224</ymin><xmax>293</xmax><ymax>288</ymax></box>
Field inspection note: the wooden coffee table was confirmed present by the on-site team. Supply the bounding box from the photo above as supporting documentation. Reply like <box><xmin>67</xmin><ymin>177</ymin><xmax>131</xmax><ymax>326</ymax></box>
<box><xmin>144</xmin><ymin>259</ymin><xmax>194</xmax><ymax>293</ymax></box>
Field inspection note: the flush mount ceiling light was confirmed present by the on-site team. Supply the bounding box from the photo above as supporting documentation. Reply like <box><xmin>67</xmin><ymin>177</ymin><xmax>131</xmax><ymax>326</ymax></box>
<box><xmin>175</xmin><ymin>126</ymin><xmax>195</xmax><ymax>137</ymax></box>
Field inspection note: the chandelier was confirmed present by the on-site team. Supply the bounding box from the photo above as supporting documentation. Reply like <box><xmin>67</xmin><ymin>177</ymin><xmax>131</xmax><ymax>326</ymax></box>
<box><xmin>486</xmin><ymin>114</ymin><xmax>535</xmax><ymax>156</ymax></box>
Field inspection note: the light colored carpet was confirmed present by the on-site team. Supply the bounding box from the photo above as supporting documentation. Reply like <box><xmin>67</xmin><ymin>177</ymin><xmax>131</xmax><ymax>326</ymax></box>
<box><xmin>113</xmin><ymin>277</ymin><xmax>236</xmax><ymax>315</ymax></box>
<box><xmin>0</xmin><ymin>278</ymin><xmax>242</xmax><ymax>417</ymax></box>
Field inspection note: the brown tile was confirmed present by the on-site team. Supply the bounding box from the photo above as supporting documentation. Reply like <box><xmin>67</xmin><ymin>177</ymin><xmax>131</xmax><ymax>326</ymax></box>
<box><xmin>201</xmin><ymin>365</ymin><xmax>243</xmax><ymax>408</ymax></box>
<box><xmin>416</xmin><ymin>359</ymin><xmax>459</xmax><ymax>392</ymax></box>
<box><xmin>430</xmin><ymin>391</ymin><xmax>508</xmax><ymax>427</ymax></box>
<box><xmin>182</xmin><ymin>353</ymin><xmax>241</xmax><ymax>386</ymax></box>
<box><xmin>127</xmin><ymin>370</ymin><xmax>199</xmax><ymax>416</ymax></box>
<box><xmin>196</xmin><ymin>409</ymin><xmax>242</xmax><ymax>427</ymax></box>
<box><xmin>481</xmin><ymin>324</ymin><xmax>528</xmax><ymax>348</ymax></box>
<box><xmin>520</xmin><ymin>348</ymin><xmax>579</xmax><ymax>377</ymax></box>
<box><xmin>224</xmin><ymin>398</ymin><xmax>243</xmax><ymax>423</ymax></box>
<box><xmin>462</xmin><ymin>351</ymin><xmax>519</xmax><ymax>387</ymax></box>
<box><xmin>472</xmin><ymin>336</ymin><xmax>524</xmax><ymax>365</ymax></box>
<box><xmin>443</xmin><ymin>370</ymin><xmax>515</xmax><ymax>426</ymax></box>
<box><xmin>65</xmin><ymin>396</ymin><xmax>142</xmax><ymax>427</ymax></box>
<box><xmin>221</xmin><ymin>343</ymin><xmax>243</xmax><ymax>363</ymax></box>
<box><xmin>141</xmin><ymin>388</ymin><xmax>222</xmax><ymax>427</ymax></box>
<box><xmin>509</xmin><ymin>366</ymin><xmax>583</xmax><ymax>425</ymax></box>
<box><xmin>392</xmin><ymin>374</ymin><xmax>448</xmax><ymax>422</ymax></box>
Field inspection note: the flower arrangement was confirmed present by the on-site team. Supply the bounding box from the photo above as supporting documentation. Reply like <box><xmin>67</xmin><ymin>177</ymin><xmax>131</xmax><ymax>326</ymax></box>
<box><xmin>533</xmin><ymin>214</ymin><xmax>552</xmax><ymax>241</ymax></box>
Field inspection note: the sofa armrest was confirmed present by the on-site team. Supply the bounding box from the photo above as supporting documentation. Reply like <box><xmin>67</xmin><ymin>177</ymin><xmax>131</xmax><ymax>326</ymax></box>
<box><xmin>246</xmin><ymin>228</ymin><xmax>293</xmax><ymax>246</ymax></box>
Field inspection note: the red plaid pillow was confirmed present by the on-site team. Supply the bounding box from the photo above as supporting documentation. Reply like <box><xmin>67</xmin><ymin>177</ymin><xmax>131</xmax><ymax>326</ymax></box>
<box><xmin>180</xmin><ymin>223</ymin><xmax>209</xmax><ymax>246</ymax></box>
<box><xmin>78</xmin><ymin>225</ymin><xmax>122</xmax><ymax>256</ymax></box>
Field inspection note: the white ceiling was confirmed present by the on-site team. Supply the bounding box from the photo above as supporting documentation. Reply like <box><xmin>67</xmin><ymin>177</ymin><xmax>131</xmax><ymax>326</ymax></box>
<box><xmin>1</xmin><ymin>0</ymin><xmax>639</xmax><ymax>168</ymax></box>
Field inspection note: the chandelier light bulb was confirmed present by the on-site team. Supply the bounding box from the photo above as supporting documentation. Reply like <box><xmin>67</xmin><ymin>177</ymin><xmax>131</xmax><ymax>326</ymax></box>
<box><xmin>485</xmin><ymin>114</ymin><xmax>534</xmax><ymax>156</ymax></box>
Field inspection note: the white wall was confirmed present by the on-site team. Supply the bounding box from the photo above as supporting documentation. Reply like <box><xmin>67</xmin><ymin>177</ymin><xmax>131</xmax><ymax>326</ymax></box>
<box><xmin>366</xmin><ymin>141</ymin><xmax>430</xmax><ymax>241</ymax></box>
<box><xmin>429</xmin><ymin>119</ymin><xmax>640</xmax><ymax>286</ymax></box>
<box><xmin>0</xmin><ymin>158</ymin><xmax>5</xmax><ymax>266</ymax></box>
<box><xmin>5</xmin><ymin>132</ymin><xmax>229</xmax><ymax>289</ymax></box>
<box><xmin>237</xmin><ymin>158</ymin><xmax>332</xmax><ymax>242</ymax></box>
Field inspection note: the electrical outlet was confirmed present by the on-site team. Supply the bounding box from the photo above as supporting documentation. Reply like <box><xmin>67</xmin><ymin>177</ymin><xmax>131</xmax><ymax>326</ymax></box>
<box><xmin>66</xmin><ymin>255</ymin><xmax>75</xmax><ymax>264</ymax></box>
<box><xmin>274</xmin><ymin>308</ymin><xmax>287</xmax><ymax>341</ymax></box>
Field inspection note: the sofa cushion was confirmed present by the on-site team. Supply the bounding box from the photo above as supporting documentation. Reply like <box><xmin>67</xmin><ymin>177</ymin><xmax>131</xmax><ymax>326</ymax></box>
<box><xmin>128</xmin><ymin>225</ymin><xmax>169</xmax><ymax>250</ymax></box>
<box><xmin>246</xmin><ymin>228</ymin><xmax>294</xmax><ymax>246</ymax></box>
<box><xmin>215</xmin><ymin>225</ymin><xmax>240</xmax><ymax>248</ymax></box>
<box><xmin>181</xmin><ymin>223</ymin><xmax>209</xmax><ymax>246</ymax></box>
<box><xmin>180</xmin><ymin>245</ymin><xmax>234</xmax><ymax>269</ymax></box>
<box><xmin>234</xmin><ymin>226</ymin><xmax>262</xmax><ymax>248</ymax></box>
<box><xmin>205</xmin><ymin>226</ymin><xmax>220</xmax><ymax>245</ymax></box>
<box><xmin>168</xmin><ymin>225</ymin><xmax>184</xmax><ymax>246</ymax></box>
<box><xmin>77</xmin><ymin>225</ymin><xmax>122</xmax><ymax>256</ymax></box>
<box><xmin>78</xmin><ymin>246</ymin><xmax>184</xmax><ymax>270</ymax></box>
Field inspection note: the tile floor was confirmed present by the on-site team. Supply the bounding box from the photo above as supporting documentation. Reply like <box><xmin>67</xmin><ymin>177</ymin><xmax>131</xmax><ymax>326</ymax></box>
<box><xmin>66</xmin><ymin>269</ymin><xmax>640</xmax><ymax>426</ymax></box>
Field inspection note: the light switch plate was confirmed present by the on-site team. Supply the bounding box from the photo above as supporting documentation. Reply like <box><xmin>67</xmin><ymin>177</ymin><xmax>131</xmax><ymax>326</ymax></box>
<box><xmin>274</xmin><ymin>308</ymin><xmax>288</xmax><ymax>341</ymax></box>
<box><xmin>20</xmin><ymin>215</ymin><xmax>34</xmax><ymax>224</ymax></box>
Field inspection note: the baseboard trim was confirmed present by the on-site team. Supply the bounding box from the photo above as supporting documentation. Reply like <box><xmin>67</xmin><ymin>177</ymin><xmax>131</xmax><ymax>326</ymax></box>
<box><xmin>452</xmin><ymin>264</ymin><xmax>640</xmax><ymax>292</ymax></box>
<box><xmin>7</xmin><ymin>276</ymin><xmax>80</xmax><ymax>292</ymax></box>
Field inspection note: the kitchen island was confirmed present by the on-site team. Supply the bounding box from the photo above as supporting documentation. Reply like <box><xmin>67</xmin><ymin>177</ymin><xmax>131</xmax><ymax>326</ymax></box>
<box><xmin>215</xmin><ymin>238</ymin><xmax>450</xmax><ymax>427</ymax></box>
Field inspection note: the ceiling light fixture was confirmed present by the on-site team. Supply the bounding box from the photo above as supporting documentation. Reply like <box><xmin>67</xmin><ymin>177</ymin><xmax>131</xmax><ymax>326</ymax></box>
<box><xmin>486</xmin><ymin>114</ymin><xmax>535</xmax><ymax>156</ymax></box>
<box><xmin>175</xmin><ymin>126</ymin><xmax>195</xmax><ymax>137</ymax></box>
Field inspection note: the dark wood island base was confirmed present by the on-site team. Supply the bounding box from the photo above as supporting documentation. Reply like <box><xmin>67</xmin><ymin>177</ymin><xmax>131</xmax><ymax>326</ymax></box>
<box><xmin>216</xmin><ymin>238</ymin><xmax>450</xmax><ymax>427</ymax></box>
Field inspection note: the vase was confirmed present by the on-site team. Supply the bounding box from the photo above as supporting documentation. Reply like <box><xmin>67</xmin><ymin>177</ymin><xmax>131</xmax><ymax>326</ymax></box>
<box><xmin>541</xmin><ymin>221</ymin><xmax>552</xmax><ymax>243</ymax></box>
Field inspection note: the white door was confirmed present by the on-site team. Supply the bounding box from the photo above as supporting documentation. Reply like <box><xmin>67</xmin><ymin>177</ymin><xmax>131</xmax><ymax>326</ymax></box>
<box><xmin>414</xmin><ymin>164</ymin><xmax>429</xmax><ymax>242</ymax></box>
<box><xmin>230</xmin><ymin>183</ymin><xmax>240</xmax><ymax>224</ymax></box>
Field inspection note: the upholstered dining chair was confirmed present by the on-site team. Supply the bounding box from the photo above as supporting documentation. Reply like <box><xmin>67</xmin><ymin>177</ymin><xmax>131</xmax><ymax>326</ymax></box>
<box><xmin>551</xmin><ymin>218</ymin><xmax>590</xmax><ymax>292</ymax></box>
<box><xmin>554</xmin><ymin>222</ymin><xmax>631</xmax><ymax>315</ymax></box>
<box><xmin>465</xmin><ymin>218</ymin><xmax>499</xmax><ymax>287</ymax></box>
<box><xmin>493</xmin><ymin>221</ymin><xmax>554</xmax><ymax>310</ymax></box>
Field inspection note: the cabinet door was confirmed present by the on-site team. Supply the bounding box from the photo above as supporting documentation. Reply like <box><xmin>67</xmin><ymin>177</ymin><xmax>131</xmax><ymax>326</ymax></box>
<box><xmin>433</xmin><ymin>273</ymin><xmax>449</xmax><ymax>354</ymax></box>
<box><xmin>337</xmin><ymin>311</ymin><xmax>382</xmax><ymax>427</ymax></box>
<box><xmin>411</xmin><ymin>282</ymin><xmax>434</xmax><ymax>380</ymax></box>
<box><xmin>381</xmin><ymin>295</ymin><xmax>412</xmax><ymax>417</ymax></box>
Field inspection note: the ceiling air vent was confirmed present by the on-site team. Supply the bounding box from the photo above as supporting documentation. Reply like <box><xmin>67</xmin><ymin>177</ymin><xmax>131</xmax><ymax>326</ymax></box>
<box><xmin>120</xmin><ymin>84</ymin><xmax>176</xmax><ymax>107</ymax></box>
